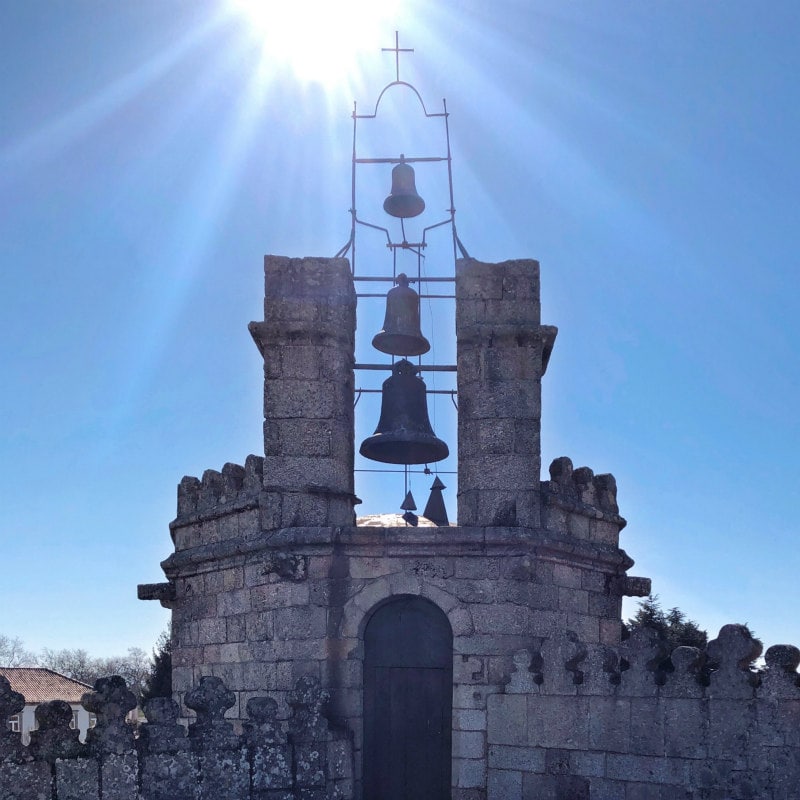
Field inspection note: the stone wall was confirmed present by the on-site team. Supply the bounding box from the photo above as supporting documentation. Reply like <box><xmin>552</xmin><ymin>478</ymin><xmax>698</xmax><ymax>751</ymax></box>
<box><xmin>0</xmin><ymin>673</ymin><xmax>352</xmax><ymax>800</ymax></box>
<box><xmin>486</xmin><ymin>624</ymin><xmax>800</xmax><ymax>800</ymax></box>
<box><xmin>131</xmin><ymin>252</ymin><xmax>800</xmax><ymax>798</ymax></box>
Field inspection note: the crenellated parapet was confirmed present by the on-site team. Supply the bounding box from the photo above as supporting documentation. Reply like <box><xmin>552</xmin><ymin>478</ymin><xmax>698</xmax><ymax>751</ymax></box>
<box><xmin>165</xmin><ymin>456</ymin><xmax>265</xmax><ymax>554</ymax></box>
<box><xmin>541</xmin><ymin>456</ymin><xmax>628</xmax><ymax>546</ymax></box>
<box><xmin>488</xmin><ymin>623</ymin><xmax>800</xmax><ymax>799</ymax></box>
<box><xmin>174</xmin><ymin>455</ymin><xmax>265</xmax><ymax>522</ymax></box>
<box><xmin>0</xmin><ymin>673</ymin><xmax>353</xmax><ymax>800</ymax></box>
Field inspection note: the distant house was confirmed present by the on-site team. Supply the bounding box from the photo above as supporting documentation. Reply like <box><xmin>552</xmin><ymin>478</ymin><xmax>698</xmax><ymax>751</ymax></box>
<box><xmin>0</xmin><ymin>667</ymin><xmax>94</xmax><ymax>744</ymax></box>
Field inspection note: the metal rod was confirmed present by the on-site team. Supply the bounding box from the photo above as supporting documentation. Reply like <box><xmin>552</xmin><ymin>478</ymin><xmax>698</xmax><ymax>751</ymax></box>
<box><xmin>355</xmin><ymin>469</ymin><xmax>458</xmax><ymax>474</ymax></box>
<box><xmin>356</xmin><ymin>293</ymin><xmax>455</xmax><ymax>299</ymax></box>
<box><xmin>354</xmin><ymin>156</ymin><xmax>448</xmax><ymax>164</ymax></box>
<box><xmin>353</xmin><ymin>275</ymin><xmax>455</xmax><ymax>282</ymax></box>
<box><xmin>355</xmin><ymin>388</ymin><xmax>457</xmax><ymax>395</ymax></box>
<box><xmin>355</xmin><ymin>363</ymin><xmax>457</xmax><ymax>372</ymax></box>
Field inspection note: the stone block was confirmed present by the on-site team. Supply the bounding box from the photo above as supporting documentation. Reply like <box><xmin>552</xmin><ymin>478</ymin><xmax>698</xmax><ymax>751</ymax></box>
<box><xmin>527</xmin><ymin>695</ymin><xmax>589</xmax><ymax>749</ymax></box>
<box><xmin>55</xmin><ymin>757</ymin><xmax>100</xmax><ymax>800</ymax></box>
<box><xmin>217</xmin><ymin>589</ymin><xmax>251</xmax><ymax>617</ymax></box>
<box><xmin>455</xmin><ymin>558</ymin><xmax>501</xmax><ymax>580</ymax></box>
<box><xmin>273</xmin><ymin>606</ymin><xmax>327</xmax><ymax>641</ymax></box>
<box><xmin>454</xmin><ymin>757</ymin><xmax>488</xmax><ymax>789</ymax></box>
<box><xmin>630</xmin><ymin>698</ymin><xmax>664</xmax><ymax>756</ymax></box>
<box><xmin>140</xmin><ymin>751</ymin><xmax>195</xmax><ymax>800</ymax></box>
<box><xmin>245</xmin><ymin>612</ymin><xmax>274</xmax><ymax>642</ymax></box>
<box><xmin>521</xmin><ymin>773</ymin><xmax>589</xmax><ymax>800</ymax></box>
<box><xmin>558</xmin><ymin>587</ymin><xmax>589</xmax><ymax>614</ymax></box>
<box><xmin>100</xmin><ymin>753</ymin><xmax>139</xmax><ymax>800</ymax></box>
<box><xmin>252</xmin><ymin>581</ymin><xmax>311</xmax><ymax>610</ymax></box>
<box><xmin>487</xmin><ymin>694</ymin><xmax>527</xmax><ymax>745</ymax></box>
<box><xmin>588</xmin><ymin>697</ymin><xmax>631</xmax><ymax>753</ymax></box>
<box><xmin>198</xmin><ymin>618</ymin><xmax>227</xmax><ymax>645</ymax></box>
<box><xmin>472</xmin><ymin>604</ymin><xmax>532</xmax><ymax>636</ymax></box>
<box><xmin>453</xmin><ymin>730</ymin><xmax>486</xmax><ymax>760</ymax></box>
<box><xmin>0</xmin><ymin>760</ymin><xmax>51</xmax><ymax>800</ymax></box>
<box><xmin>227</xmin><ymin>615</ymin><xmax>246</xmax><ymax>642</ymax></box>
<box><xmin>569</xmin><ymin>750</ymin><xmax>605</xmax><ymax>778</ymax></box>
<box><xmin>488</xmin><ymin>744</ymin><xmax>545</xmax><ymax>772</ymax></box>
<box><xmin>552</xmin><ymin>564</ymin><xmax>583</xmax><ymax>589</ymax></box>
<box><xmin>455</xmin><ymin>709</ymin><xmax>488</xmax><ymax>731</ymax></box>
<box><xmin>488</xmin><ymin>768</ymin><xmax>522</xmax><ymax>799</ymax></box>
<box><xmin>605</xmin><ymin>754</ymin><xmax>691</xmax><ymax>785</ymax></box>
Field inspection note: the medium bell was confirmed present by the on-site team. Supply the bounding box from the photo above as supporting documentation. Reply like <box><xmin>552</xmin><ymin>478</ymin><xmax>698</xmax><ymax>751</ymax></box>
<box><xmin>383</xmin><ymin>156</ymin><xmax>425</xmax><ymax>219</ymax></box>
<box><xmin>360</xmin><ymin>359</ymin><xmax>449</xmax><ymax>465</ymax></box>
<box><xmin>372</xmin><ymin>273</ymin><xmax>431</xmax><ymax>357</ymax></box>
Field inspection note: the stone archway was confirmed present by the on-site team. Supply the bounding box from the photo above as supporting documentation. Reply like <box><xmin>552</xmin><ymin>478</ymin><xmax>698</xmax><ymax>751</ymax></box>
<box><xmin>362</xmin><ymin>594</ymin><xmax>453</xmax><ymax>800</ymax></box>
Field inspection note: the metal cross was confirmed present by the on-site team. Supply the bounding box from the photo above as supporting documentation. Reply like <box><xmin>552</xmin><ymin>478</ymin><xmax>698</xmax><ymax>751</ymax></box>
<box><xmin>382</xmin><ymin>31</ymin><xmax>413</xmax><ymax>82</ymax></box>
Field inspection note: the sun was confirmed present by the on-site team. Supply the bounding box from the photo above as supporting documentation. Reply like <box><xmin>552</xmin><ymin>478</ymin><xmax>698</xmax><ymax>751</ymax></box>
<box><xmin>227</xmin><ymin>0</ymin><xmax>400</xmax><ymax>88</ymax></box>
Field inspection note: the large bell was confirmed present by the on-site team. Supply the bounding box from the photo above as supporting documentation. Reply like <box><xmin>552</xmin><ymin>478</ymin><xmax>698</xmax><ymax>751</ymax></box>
<box><xmin>383</xmin><ymin>156</ymin><xmax>425</xmax><ymax>219</ymax></box>
<box><xmin>360</xmin><ymin>359</ymin><xmax>449</xmax><ymax>465</ymax></box>
<box><xmin>372</xmin><ymin>273</ymin><xmax>431</xmax><ymax>356</ymax></box>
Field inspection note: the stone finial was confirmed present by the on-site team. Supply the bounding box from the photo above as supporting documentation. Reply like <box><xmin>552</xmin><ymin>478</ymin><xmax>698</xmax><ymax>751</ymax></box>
<box><xmin>288</xmin><ymin>676</ymin><xmax>330</xmax><ymax>744</ymax></box>
<box><xmin>139</xmin><ymin>697</ymin><xmax>187</xmax><ymax>754</ymax></box>
<box><xmin>243</xmin><ymin>697</ymin><xmax>292</xmax><ymax>792</ymax></box>
<box><xmin>185</xmin><ymin>676</ymin><xmax>239</xmax><ymax>752</ymax></box>
<box><xmin>540</xmin><ymin>631</ymin><xmax>587</xmax><ymax>693</ymax></box>
<box><xmin>82</xmin><ymin>675</ymin><xmax>137</xmax><ymax>754</ymax></box>
<box><xmin>243</xmin><ymin>697</ymin><xmax>286</xmax><ymax>746</ymax></box>
<box><xmin>28</xmin><ymin>700</ymin><xmax>83</xmax><ymax>762</ymax></box>
<box><xmin>0</xmin><ymin>676</ymin><xmax>26</xmax><ymax>762</ymax></box>
<box><xmin>706</xmin><ymin>624</ymin><xmax>762</xmax><ymax>698</ymax></box>
<box><xmin>506</xmin><ymin>649</ymin><xmax>540</xmax><ymax>694</ymax></box>
<box><xmin>620</xmin><ymin>626</ymin><xmax>670</xmax><ymax>693</ymax></box>
<box><xmin>664</xmin><ymin>646</ymin><xmax>706</xmax><ymax>697</ymax></box>
<box><xmin>760</xmin><ymin>644</ymin><xmax>800</xmax><ymax>699</ymax></box>
<box><xmin>0</xmin><ymin>675</ymin><xmax>24</xmax><ymax>727</ymax></box>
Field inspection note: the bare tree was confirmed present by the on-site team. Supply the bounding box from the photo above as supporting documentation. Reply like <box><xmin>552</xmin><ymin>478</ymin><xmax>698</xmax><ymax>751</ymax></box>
<box><xmin>0</xmin><ymin>634</ymin><xmax>38</xmax><ymax>667</ymax></box>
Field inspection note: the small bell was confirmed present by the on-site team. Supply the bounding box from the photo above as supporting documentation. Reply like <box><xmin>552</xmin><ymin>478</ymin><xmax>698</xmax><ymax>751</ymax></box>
<box><xmin>372</xmin><ymin>273</ymin><xmax>431</xmax><ymax>357</ymax></box>
<box><xmin>383</xmin><ymin>155</ymin><xmax>425</xmax><ymax>219</ymax></box>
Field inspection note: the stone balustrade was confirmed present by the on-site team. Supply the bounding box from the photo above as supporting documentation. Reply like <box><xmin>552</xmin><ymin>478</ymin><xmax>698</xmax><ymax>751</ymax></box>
<box><xmin>0</xmin><ymin>674</ymin><xmax>352</xmax><ymax>800</ymax></box>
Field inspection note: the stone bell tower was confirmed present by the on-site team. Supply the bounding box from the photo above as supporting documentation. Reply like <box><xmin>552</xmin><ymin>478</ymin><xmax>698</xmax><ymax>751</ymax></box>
<box><xmin>139</xmin><ymin>37</ymin><xmax>648</xmax><ymax>800</ymax></box>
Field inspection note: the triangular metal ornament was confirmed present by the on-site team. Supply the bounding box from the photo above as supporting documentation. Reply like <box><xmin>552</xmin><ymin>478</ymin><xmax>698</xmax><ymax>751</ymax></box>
<box><xmin>422</xmin><ymin>476</ymin><xmax>449</xmax><ymax>526</ymax></box>
<box><xmin>400</xmin><ymin>491</ymin><xmax>417</xmax><ymax>511</ymax></box>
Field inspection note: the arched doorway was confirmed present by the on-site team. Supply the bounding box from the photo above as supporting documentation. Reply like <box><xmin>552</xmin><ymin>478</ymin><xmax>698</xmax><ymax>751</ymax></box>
<box><xmin>363</xmin><ymin>595</ymin><xmax>453</xmax><ymax>800</ymax></box>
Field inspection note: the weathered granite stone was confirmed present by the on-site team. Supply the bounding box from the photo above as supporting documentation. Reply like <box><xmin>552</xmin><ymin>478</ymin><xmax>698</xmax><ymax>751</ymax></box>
<box><xmin>185</xmin><ymin>676</ymin><xmax>248</xmax><ymax>799</ymax></box>
<box><xmin>28</xmin><ymin>700</ymin><xmax>82</xmax><ymax>762</ymax></box>
<box><xmin>82</xmin><ymin>675</ymin><xmax>137</xmax><ymax>755</ymax></box>
<box><xmin>243</xmin><ymin>696</ymin><xmax>292</xmax><ymax>795</ymax></box>
<box><xmin>288</xmin><ymin>676</ymin><xmax>329</xmax><ymax>788</ymax></box>
<box><xmin>138</xmin><ymin>698</ymin><xmax>193</xmax><ymax>800</ymax></box>
<box><xmin>55</xmin><ymin>758</ymin><xmax>100</xmax><ymax>800</ymax></box>
<box><xmin>707</xmin><ymin>624</ymin><xmax>761</xmax><ymax>698</ymax></box>
<box><xmin>0</xmin><ymin>675</ymin><xmax>26</xmax><ymax>764</ymax></box>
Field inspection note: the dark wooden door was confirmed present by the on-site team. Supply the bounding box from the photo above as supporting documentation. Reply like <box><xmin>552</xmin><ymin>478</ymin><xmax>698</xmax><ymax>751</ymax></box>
<box><xmin>363</xmin><ymin>595</ymin><xmax>453</xmax><ymax>800</ymax></box>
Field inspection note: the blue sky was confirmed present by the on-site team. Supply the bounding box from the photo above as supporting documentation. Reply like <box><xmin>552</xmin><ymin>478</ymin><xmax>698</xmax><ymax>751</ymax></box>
<box><xmin>1</xmin><ymin>0</ymin><xmax>798</xmax><ymax>659</ymax></box>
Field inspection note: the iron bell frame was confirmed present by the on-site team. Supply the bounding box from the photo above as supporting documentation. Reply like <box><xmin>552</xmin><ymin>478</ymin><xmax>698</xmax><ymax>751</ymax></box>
<box><xmin>336</xmin><ymin>33</ymin><xmax>465</xmax><ymax>506</ymax></box>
